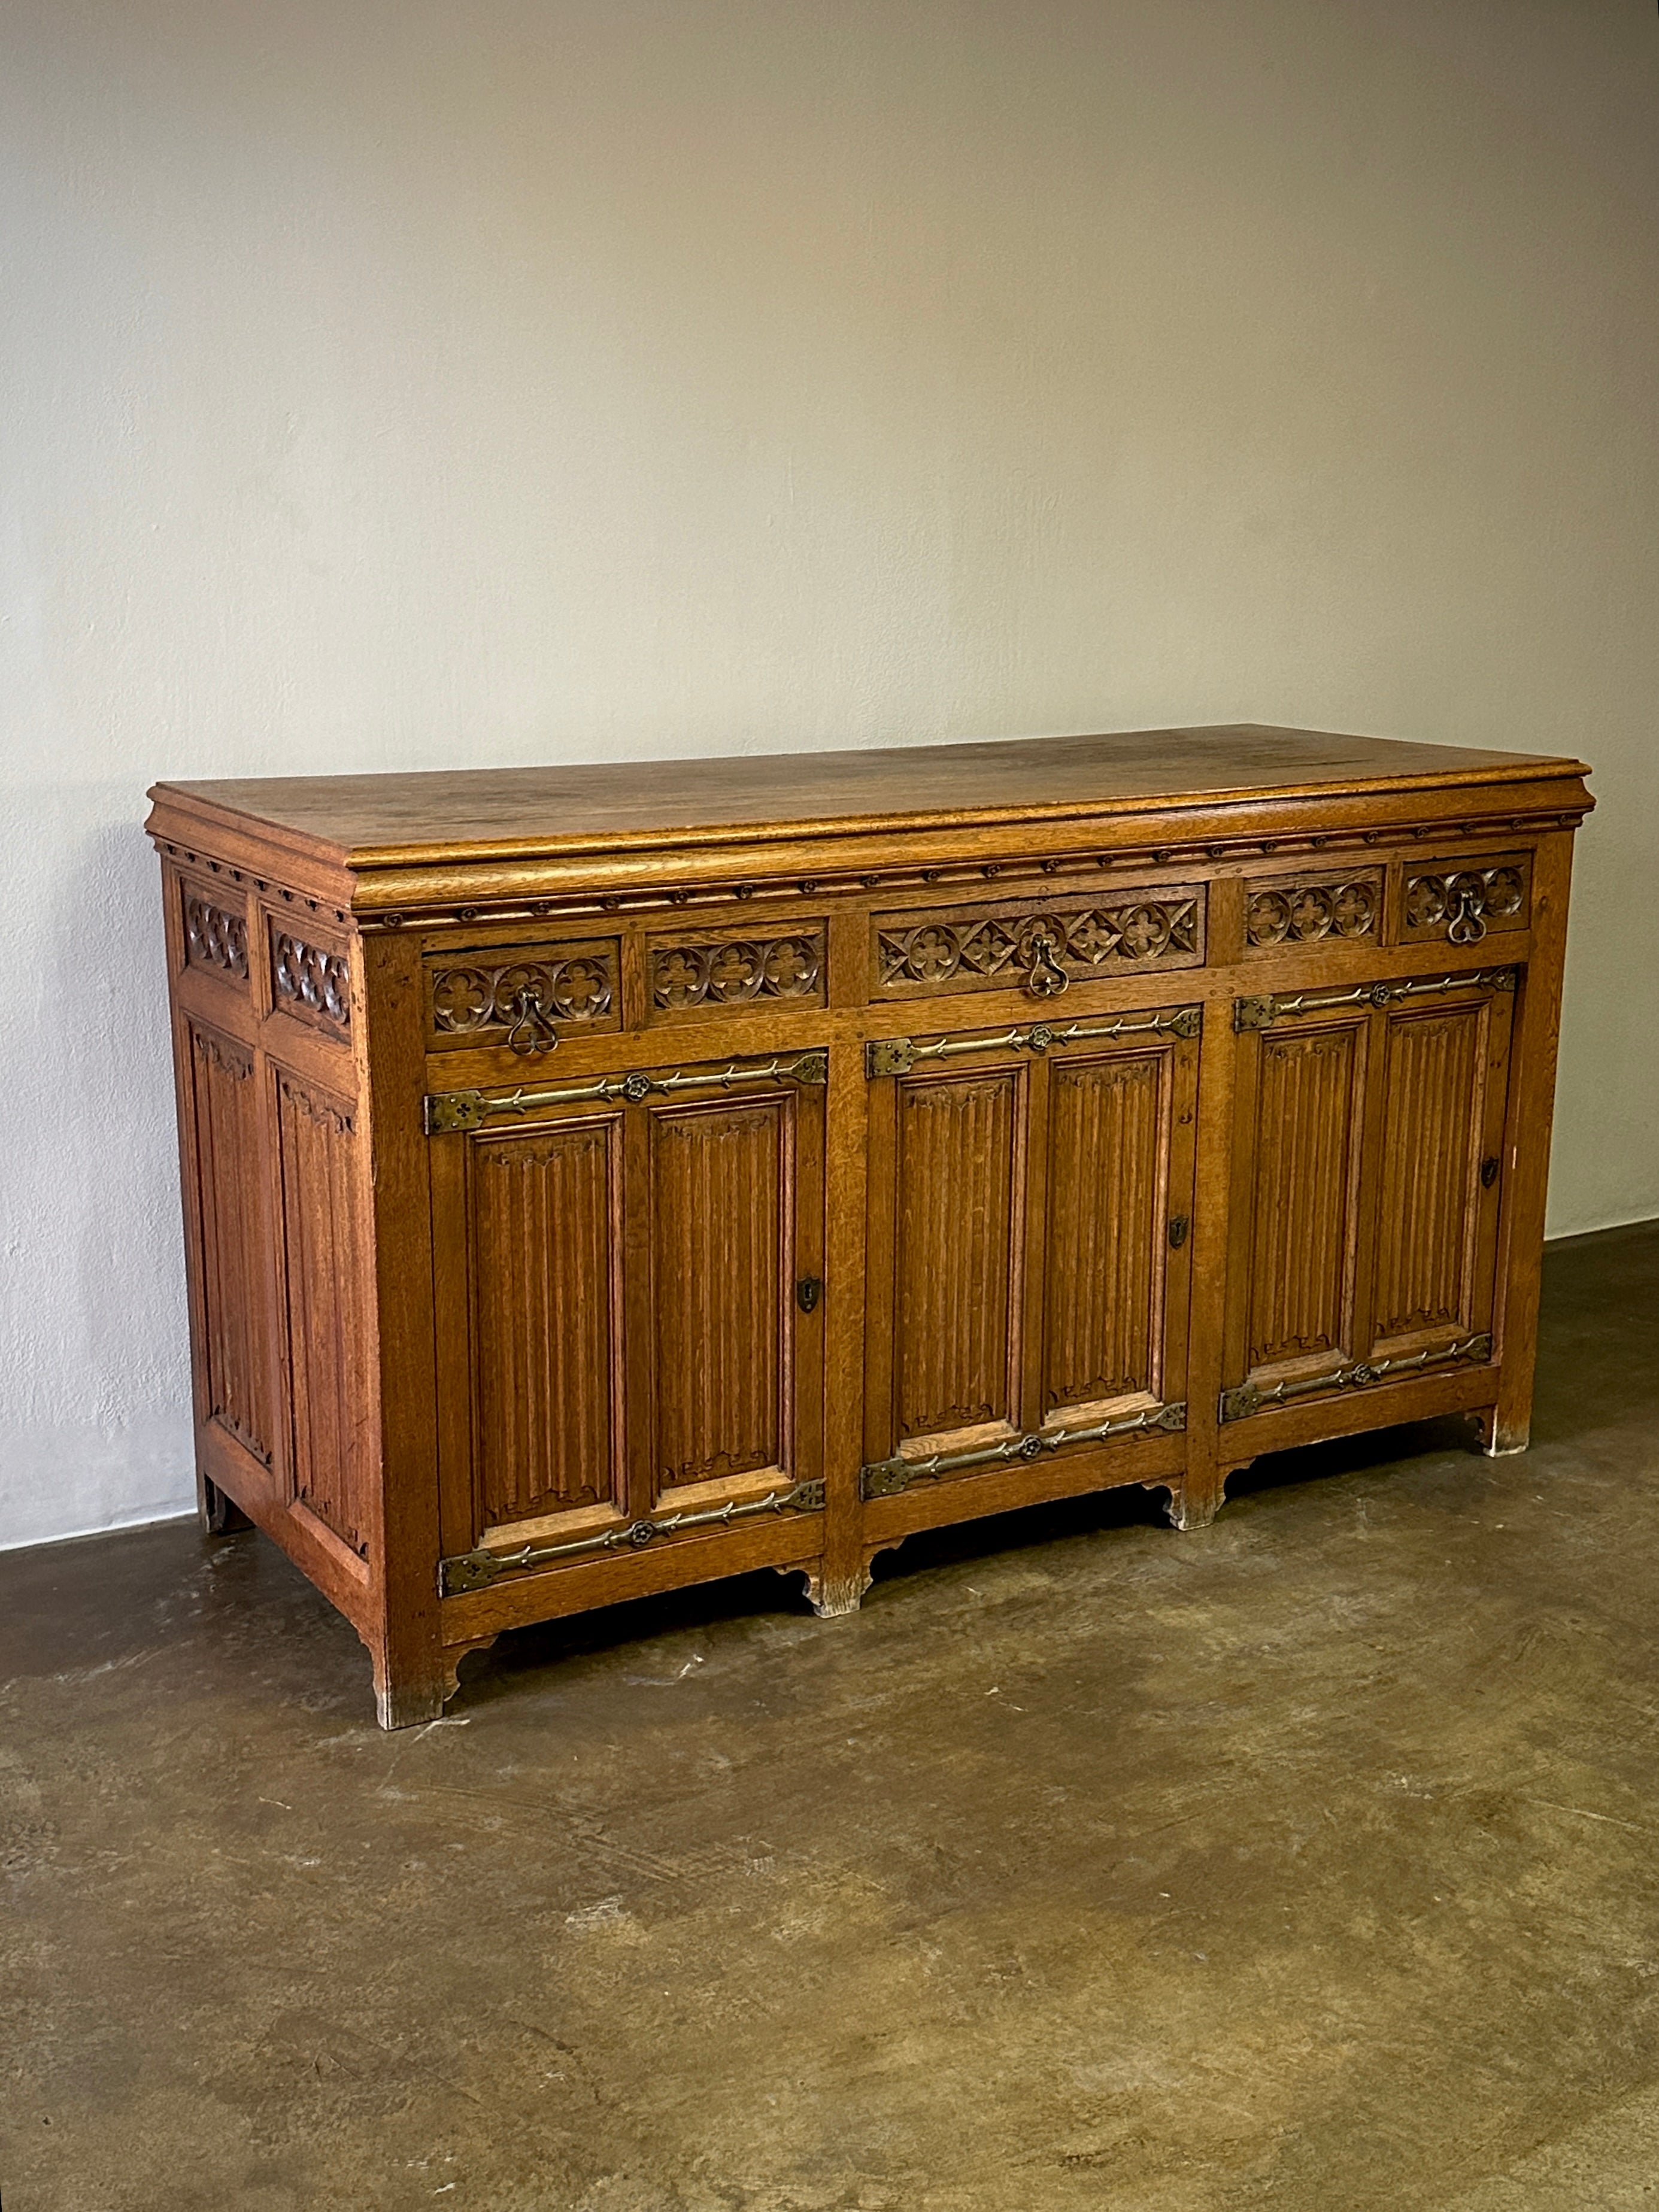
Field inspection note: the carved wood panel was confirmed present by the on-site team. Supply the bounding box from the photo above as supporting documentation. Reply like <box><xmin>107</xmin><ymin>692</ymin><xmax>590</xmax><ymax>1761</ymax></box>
<box><xmin>275</xmin><ymin>1073</ymin><xmax>374</xmax><ymax>1557</ymax></box>
<box><xmin>424</xmin><ymin>938</ymin><xmax>619</xmax><ymax>1052</ymax></box>
<box><xmin>647</xmin><ymin>922</ymin><xmax>826</xmax><ymax>1021</ymax></box>
<box><xmin>1371</xmin><ymin>1000</ymin><xmax>1495</xmax><ymax>1352</ymax></box>
<box><xmin>1244</xmin><ymin>869</ymin><xmax>1381</xmax><ymax>954</ymax></box>
<box><xmin>647</xmin><ymin>1096</ymin><xmax>793</xmax><ymax>1494</ymax></box>
<box><xmin>183</xmin><ymin>890</ymin><xmax>250</xmax><ymax>982</ymax></box>
<box><xmin>469</xmin><ymin>1118</ymin><xmax>623</xmax><ymax>1528</ymax></box>
<box><xmin>1042</xmin><ymin>1050</ymin><xmax>1169</xmax><ymax>1413</ymax></box>
<box><xmin>271</xmin><ymin>924</ymin><xmax>352</xmax><ymax>1034</ymax></box>
<box><xmin>891</xmin><ymin>1069</ymin><xmax>1024</xmax><ymax>1442</ymax></box>
<box><xmin>186</xmin><ymin>1023</ymin><xmax>274</xmax><ymax>1467</ymax></box>
<box><xmin>1241</xmin><ymin>1019</ymin><xmax>1367</xmax><ymax>1376</ymax></box>
<box><xmin>872</xmin><ymin>885</ymin><xmax>1205</xmax><ymax>1001</ymax></box>
<box><xmin>1400</xmin><ymin>852</ymin><xmax>1530</xmax><ymax>947</ymax></box>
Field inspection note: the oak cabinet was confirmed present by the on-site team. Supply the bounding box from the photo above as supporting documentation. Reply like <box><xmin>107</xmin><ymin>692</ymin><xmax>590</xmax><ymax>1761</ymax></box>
<box><xmin>146</xmin><ymin>725</ymin><xmax>1591</xmax><ymax>1725</ymax></box>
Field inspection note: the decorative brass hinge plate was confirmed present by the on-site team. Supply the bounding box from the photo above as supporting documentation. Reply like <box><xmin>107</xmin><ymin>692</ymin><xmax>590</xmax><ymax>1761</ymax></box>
<box><xmin>860</xmin><ymin>1401</ymin><xmax>1185</xmax><ymax>1500</ymax></box>
<box><xmin>1219</xmin><ymin>1333</ymin><xmax>1494</xmax><ymax>1424</ymax></box>
<box><xmin>1235</xmin><ymin>968</ymin><xmax>1517</xmax><ymax>1033</ymax></box>
<box><xmin>866</xmin><ymin>1005</ymin><xmax>1201</xmax><ymax>1081</ymax></box>
<box><xmin>424</xmin><ymin>1048</ymin><xmax>829</xmax><ymax>1135</ymax></box>
<box><xmin>441</xmin><ymin>1478</ymin><xmax>827</xmax><ymax>1595</ymax></box>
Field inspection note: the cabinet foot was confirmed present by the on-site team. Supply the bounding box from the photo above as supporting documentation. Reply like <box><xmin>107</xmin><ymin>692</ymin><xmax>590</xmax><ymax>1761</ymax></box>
<box><xmin>372</xmin><ymin>1662</ymin><xmax>454</xmax><ymax>1731</ymax></box>
<box><xmin>199</xmin><ymin>1476</ymin><xmax>251</xmax><ymax>1537</ymax></box>
<box><xmin>1473</xmin><ymin>1407</ymin><xmax>1530</xmax><ymax>1457</ymax></box>
<box><xmin>800</xmin><ymin>1567</ymin><xmax>871</xmax><ymax>1619</ymax></box>
<box><xmin>1161</xmin><ymin>1465</ymin><xmax>1249</xmax><ymax>1532</ymax></box>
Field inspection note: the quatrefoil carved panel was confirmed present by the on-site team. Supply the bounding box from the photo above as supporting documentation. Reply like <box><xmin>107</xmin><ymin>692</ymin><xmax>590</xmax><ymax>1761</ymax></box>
<box><xmin>648</xmin><ymin>927</ymin><xmax>826</xmax><ymax>1019</ymax></box>
<box><xmin>1244</xmin><ymin>869</ymin><xmax>1382</xmax><ymax>954</ymax></box>
<box><xmin>874</xmin><ymin>890</ymin><xmax>1203</xmax><ymax>1000</ymax></box>
<box><xmin>426</xmin><ymin>941</ymin><xmax>618</xmax><ymax>1048</ymax></box>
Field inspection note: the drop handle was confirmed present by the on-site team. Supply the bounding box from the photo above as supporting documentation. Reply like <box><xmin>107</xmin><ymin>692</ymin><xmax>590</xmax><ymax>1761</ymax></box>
<box><xmin>796</xmin><ymin>1277</ymin><xmax>823</xmax><ymax>1314</ymax></box>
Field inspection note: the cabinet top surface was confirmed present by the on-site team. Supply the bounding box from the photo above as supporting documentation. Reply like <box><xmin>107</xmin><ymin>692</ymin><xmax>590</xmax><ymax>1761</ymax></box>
<box><xmin>148</xmin><ymin>724</ymin><xmax>1588</xmax><ymax>867</ymax></box>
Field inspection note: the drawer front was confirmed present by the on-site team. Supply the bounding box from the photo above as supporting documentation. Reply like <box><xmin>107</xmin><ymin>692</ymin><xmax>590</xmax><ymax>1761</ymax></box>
<box><xmin>645</xmin><ymin>918</ymin><xmax>827</xmax><ymax>1024</ymax></box>
<box><xmin>424</xmin><ymin>937</ymin><xmax>620</xmax><ymax>1054</ymax></box>
<box><xmin>1244</xmin><ymin>866</ymin><xmax>1382</xmax><ymax>955</ymax></box>
<box><xmin>872</xmin><ymin>883</ymin><xmax>1206</xmax><ymax>1003</ymax></box>
<box><xmin>1401</xmin><ymin>852</ymin><xmax>1530</xmax><ymax>948</ymax></box>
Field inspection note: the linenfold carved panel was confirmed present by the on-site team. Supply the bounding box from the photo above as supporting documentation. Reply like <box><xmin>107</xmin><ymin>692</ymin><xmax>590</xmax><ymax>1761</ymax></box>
<box><xmin>1245</xmin><ymin>870</ymin><xmax>1381</xmax><ymax>952</ymax></box>
<box><xmin>272</xmin><ymin>927</ymin><xmax>351</xmax><ymax>1033</ymax></box>
<box><xmin>649</xmin><ymin>1097</ymin><xmax>791</xmax><ymax>1492</ymax></box>
<box><xmin>184</xmin><ymin>891</ymin><xmax>250</xmax><ymax>982</ymax></box>
<box><xmin>1402</xmin><ymin>854</ymin><xmax>1530</xmax><ymax>947</ymax></box>
<box><xmin>647</xmin><ymin>924</ymin><xmax>825</xmax><ymax>1019</ymax></box>
<box><xmin>893</xmin><ymin>1070</ymin><xmax>1023</xmax><ymax>1440</ymax></box>
<box><xmin>471</xmin><ymin>1118</ymin><xmax>623</xmax><ymax>1527</ymax></box>
<box><xmin>1245</xmin><ymin>1022</ymin><xmax>1365</xmax><ymax>1371</ymax></box>
<box><xmin>1372</xmin><ymin>1005</ymin><xmax>1486</xmax><ymax>1342</ymax></box>
<box><xmin>187</xmin><ymin>1024</ymin><xmax>273</xmax><ymax>1465</ymax></box>
<box><xmin>1043</xmin><ymin>1051</ymin><xmax>1169</xmax><ymax>1412</ymax></box>
<box><xmin>873</xmin><ymin>887</ymin><xmax>1204</xmax><ymax>1001</ymax></box>
<box><xmin>275</xmin><ymin>1072</ymin><xmax>372</xmax><ymax>1558</ymax></box>
<box><xmin>425</xmin><ymin>939</ymin><xmax>618</xmax><ymax>1052</ymax></box>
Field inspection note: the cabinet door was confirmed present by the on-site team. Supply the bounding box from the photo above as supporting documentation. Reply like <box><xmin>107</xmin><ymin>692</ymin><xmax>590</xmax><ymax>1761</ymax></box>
<box><xmin>863</xmin><ymin>1006</ymin><xmax>1199</xmax><ymax>1498</ymax></box>
<box><xmin>432</xmin><ymin>1057</ymin><xmax>823</xmax><ymax>1563</ymax></box>
<box><xmin>1369</xmin><ymin>991</ymin><xmax>1511</xmax><ymax>1362</ymax></box>
<box><xmin>1224</xmin><ymin>970</ymin><xmax>1516</xmax><ymax>1422</ymax></box>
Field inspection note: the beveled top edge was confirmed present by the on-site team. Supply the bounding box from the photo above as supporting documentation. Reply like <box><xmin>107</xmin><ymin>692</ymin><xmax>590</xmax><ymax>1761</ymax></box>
<box><xmin>145</xmin><ymin>724</ymin><xmax>1592</xmax><ymax>874</ymax></box>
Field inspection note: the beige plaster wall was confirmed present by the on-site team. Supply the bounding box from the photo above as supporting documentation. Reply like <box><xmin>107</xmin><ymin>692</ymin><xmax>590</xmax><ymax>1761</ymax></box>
<box><xmin>3</xmin><ymin>0</ymin><xmax>1655</xmax><ymax>1543</ymax></box>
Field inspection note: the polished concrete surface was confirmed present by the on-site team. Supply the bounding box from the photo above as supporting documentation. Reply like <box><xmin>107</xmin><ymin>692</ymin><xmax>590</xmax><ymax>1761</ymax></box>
<box><xmin>4</xmin><ymin>1221</ymin><xmax>1658</xmax><ymax>2211</ymax></box>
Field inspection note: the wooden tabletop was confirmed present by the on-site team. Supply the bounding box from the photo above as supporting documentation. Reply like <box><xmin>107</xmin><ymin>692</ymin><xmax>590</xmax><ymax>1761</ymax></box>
<box><xmin>148</xmin><ymin>724</ymin><xmax>1588</xmax><ymax>867</ymax></box>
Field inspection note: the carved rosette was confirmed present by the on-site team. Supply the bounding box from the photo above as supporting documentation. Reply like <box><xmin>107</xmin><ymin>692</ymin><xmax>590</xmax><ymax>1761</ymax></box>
<box><xmin>650</xmin><ymin>930</ymin><xmax>824</xmax><ymax>1015</ymax></box>
<box><xmin>1245</xmin><ymin>872</ymin><xmax>1380</xmax><ymax>951</ymax></box>
<box><xmin>184</xmin><ymin>893</ymin><xmax>249</xmax><ymax>979</ymax></box>
<box><xmin>272</xmin><ymin>932</ymin><xmax>351</xmax><ymax>1029</ymax></box>
<box><xmin>875</xmin><ymin>893</ymin><xmax>1202</xmax><ymax>999</ymax></box>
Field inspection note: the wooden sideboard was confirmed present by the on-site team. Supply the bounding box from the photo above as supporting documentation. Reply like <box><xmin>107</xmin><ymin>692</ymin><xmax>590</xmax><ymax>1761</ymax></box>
<box><xmin>145</xmin><ymin>726</ymin><xmax>1593</xmax><ymax>1726</ymax></box>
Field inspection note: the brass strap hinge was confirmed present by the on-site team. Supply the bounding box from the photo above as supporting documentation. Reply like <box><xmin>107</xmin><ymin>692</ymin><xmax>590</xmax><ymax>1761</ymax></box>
<box><xmin>424</xmin><ymin>1048</ymin><xmax>829</xmax><ymax>1135</ymax></box>
<box><xmin>1235</xmin><ymin>968</ymin><xmax>1517</xmax><ymax>1033</ymax></box>
<box><xmin>1220</xmin><ymin>1333</ymin><xmax>1494</xmax><ymax>1424</ymax></box>
<box><xmin>441</xmin><ymin>1478</ymin><xmax>826</xmax><ymax>1595</ymax></box>
<box><xmin>866</xmin><ymin>1005</ymin><xmax>1201</xmax><ymax>1080</ymax></box>
<box><xmin>860</xmin><ymin>1401</ymin><xmax>1185</xmax><ymax>1500</ymax></box>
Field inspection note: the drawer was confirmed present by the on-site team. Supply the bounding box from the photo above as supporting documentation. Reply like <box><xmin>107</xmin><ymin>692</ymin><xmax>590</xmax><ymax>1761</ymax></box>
<box><xmin>424</xmin><ymin>936</ymin><xmax>620</xmax><ymax>1054</ymax></box>
<box><xmin>645</xmin><ymin>917</ymin><xmax>827</xmax><ymax>1024</ymax></box>
<box><xmin>1244</xmin><ymin>866</ymin><xmax>1382</xmax><ymax>954</ymax></box>
<box><xmin>872</xmin><ymin>882</ymin><xmax>1205</xmax><ymax>1003</ymax></box>
<box><xmin>1400</xmin><ymin>852</ymin><xmax>1531</xmax><ymax>948</ymax></box>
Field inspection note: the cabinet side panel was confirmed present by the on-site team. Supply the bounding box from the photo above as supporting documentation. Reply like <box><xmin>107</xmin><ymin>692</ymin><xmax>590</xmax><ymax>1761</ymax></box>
<box><xmin>649</xmin><ymin>1097</ymin><xmax>791</xmax><ymax>1491</ymax></box>
<box><xmin>187</xmin><ymin>1022</ymin><xmax>276</xmax><ymax>1470</ymax></box>
<box><xmin>894</xmin><ymin>1070</ymin><xmax>1022</xmax><ymax>1440</ymax></box>
<box><xmin>1044</xmin><ymin>1051</ymin><xmax>1168</xmax><ymax>1410</ymax></box>
<box><xmin>1372</xmin><ymin>1004</ymin><xmax>1485</xmax><ymax>1343</ymax></box>
<box><xmin>471</xmin><ymin>1121</ymin><xmax>622</xmax><ymax>1525</ymax></box>
<box><xmin>275</xmin><ymin>1072</ymin><xmax>374</xmax><ymax>1559</ymax></box>
<box><xmin>1247</xmin><ymin>1025</ymin><xmax>1363</xmax><ymax>1370</ymax></box>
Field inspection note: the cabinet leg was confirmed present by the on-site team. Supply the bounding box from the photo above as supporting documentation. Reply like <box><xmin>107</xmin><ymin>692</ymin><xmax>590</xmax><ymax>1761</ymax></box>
<box><xmin>1473</xmin><ymin>1406</ymin><xmax>1530</xmax><ymax>1458</ymax></box>
<box><xmin>199</xmin><ymin>1475</ymin><xmax>251</xmax><ymax>1537</ymax></box>
<box><xmin>371</xmin><ymin>1650</ymin><xmax>456</xmax><ymax>1731</ymax></box>
<box><xmin>1163</xmin><ymin>1464</ymin><xmax>1249</xmax><ymax>1532</ymax></box>
<box><xmin>800</xmin><ymin>1564</ymin><xmax>871</xmax><ymax>1619</ymax></box>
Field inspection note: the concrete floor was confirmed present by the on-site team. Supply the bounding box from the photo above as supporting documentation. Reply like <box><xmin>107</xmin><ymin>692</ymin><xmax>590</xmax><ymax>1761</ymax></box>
<box><xmin>4</xmin><ymin>1224</ymin><xmax>1659</xmax><ymax>2211</ymax></box>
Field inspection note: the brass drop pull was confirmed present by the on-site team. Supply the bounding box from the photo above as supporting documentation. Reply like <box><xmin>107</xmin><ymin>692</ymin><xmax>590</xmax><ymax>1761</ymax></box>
<box><xmin>506</xmin><ymin>987</ymin><xmax>560</xmax><ymax>1057</ymax></box>
<box><xmin>1168</xmin><ymin>1215</ymin><xmax>1190</xmax><ymax>1249</ymax></box>
<box><xmin>796</xmin><ymin>1277</ymin><xmax>823</xmax><ymax>1313</ymax></box>
<box><xmin>1446</xmin><ymin>884</ymin><xmax>1488</xmax><ymax>946</ymax></box>
<box><xmin>1021</xmin><ymin>922</ymin><xmax>1069</xmax><ymax>1000</ymax></box>
<box><xmin>1481</xmin><ymin>1155</ymin><xmax>1501</xmax><ymax>1190</ymax></box>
